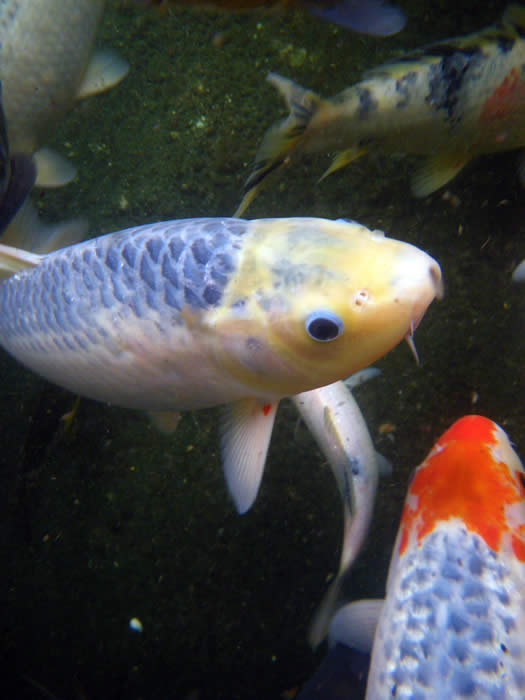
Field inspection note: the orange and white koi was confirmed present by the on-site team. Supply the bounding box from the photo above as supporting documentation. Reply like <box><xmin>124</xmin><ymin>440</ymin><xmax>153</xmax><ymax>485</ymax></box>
<box><xmin>329</xmin><ymin>415</ymin><xmax>525</xmax><ymax>698</ymax></box>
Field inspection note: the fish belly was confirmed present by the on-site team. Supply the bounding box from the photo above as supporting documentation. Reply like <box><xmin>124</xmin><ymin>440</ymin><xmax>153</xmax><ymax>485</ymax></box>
<box><xmin>366</xmin><ymin>526</ymin><xmax>525</xmax><ymax>699</ymax></box>
<box><xmin>0</xmin><ymin>218</ymin><xmax>253</xmax><ymax>411</ymax></box>
<box><xmin>0</xmin><ymin>0</ymin><xmax>106</xmax><ymax>153</ymax></box>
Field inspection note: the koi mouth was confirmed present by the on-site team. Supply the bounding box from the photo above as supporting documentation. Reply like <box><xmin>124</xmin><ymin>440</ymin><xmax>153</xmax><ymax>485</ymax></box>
<box><xmin>404</xmin><ymin>261</ymin><xmax>443</xmax><ymax>364</ymax></box>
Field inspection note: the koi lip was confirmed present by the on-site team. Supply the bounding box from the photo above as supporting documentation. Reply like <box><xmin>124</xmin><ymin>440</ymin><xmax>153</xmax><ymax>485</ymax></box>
<box><xmin>404</xmin><ymin>261</ymin><xmax>443</xmax><ymax>364</ymax></box>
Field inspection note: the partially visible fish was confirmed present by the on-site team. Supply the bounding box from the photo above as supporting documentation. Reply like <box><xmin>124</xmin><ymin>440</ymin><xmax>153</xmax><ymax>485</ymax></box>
<box><xmin>0</xmin><ymin>216</ymin><xmax>442</xmax><ymax>514</ymax></box>
<box><xmin>512</xmin><ymin>258</ymin><xmax>525</xmax><ymax>282</ymax></box>
<box><xmin>131</xmin><ymin>0</ymin><xmax>406</xmax><ymax>34</ymax></box>
<box><xmin>0</xmin><ymin>0</ymin><xmax>129</xmax><ymax>187</ymax></box>
<box><xmin>329</xmin><ymin>415</ymin><xmax>525</xmax><ymax>699</ymax></box>
<box><xmin>293</xmin><ymin>372</ymin><xmax>389</xmax><ymax>647</ymax></box>
<box><xmin>0</xmin><ymin>84</ymin><xmax>35</xmax><ymax>235</ymax></box>
<box><xmin>237</xmin><ymin>4</ymin><xmax>525</xmax><ymax>214</ymax></box>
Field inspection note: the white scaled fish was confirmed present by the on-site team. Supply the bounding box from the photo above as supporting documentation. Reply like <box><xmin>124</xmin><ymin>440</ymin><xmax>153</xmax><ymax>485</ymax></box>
<box><xmin>329</xmin><ymin>415</ymin><xmax>525</xmax><ymax>699</ymax></box>
<box><xmin>0</xmin><ymin>217</ymin><xmax>442</xmax><ymax>513</ymax></box>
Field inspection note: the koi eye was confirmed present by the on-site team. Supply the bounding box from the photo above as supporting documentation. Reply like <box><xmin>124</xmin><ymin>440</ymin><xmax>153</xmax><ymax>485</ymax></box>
<box><xmin>305</xmin><ymin>310</ymin><xmax>344</xmax><ymax>342</ymax></box>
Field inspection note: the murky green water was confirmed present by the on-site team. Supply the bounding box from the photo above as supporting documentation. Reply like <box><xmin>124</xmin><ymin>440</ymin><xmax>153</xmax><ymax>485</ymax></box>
<box><xmin>2</xmin><ymin>0</ymin><xmax>524</xmax><ymax>697</ymax></box>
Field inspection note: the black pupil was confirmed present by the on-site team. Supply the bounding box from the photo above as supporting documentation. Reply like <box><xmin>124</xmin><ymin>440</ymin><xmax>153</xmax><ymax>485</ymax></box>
<box><xmin>309</xmin><ymin>317</ymin><xmax>339</xmax><ymax>340</ymax></box>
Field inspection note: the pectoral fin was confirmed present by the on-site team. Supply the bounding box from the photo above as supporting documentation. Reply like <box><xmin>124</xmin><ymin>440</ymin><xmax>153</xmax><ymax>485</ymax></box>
<box><xmin>328</xmin><ymin>599</ymin><xmax>384</xmax><ymax>652</ymax></box>
<box><xmin>0</xmin><ymin>241</ymin><xmax>42</xmax><ymax>273</ymax></box>
<box><xmin>411</xmin><ymin>152</ymin><xmax>471</xmax><ymax>197</ymax></box>
<box><xmin>220</xmin><ymin>398</ymin><xmax>278</xmax><ymax>514</ymax></box>
<box><xmin>33</xmin><ymin>147</ymin><xmax>76</xmax><ymax>187</ymax></box>
<box><xmin>76</xmin><ymin>49</ymin><xmax>129</xmax><ymax>99</ymax></box>
<box><xmin>320</xmin><ymin>146</ymin><xmax>367</xmax><ymax>181</ymax></box>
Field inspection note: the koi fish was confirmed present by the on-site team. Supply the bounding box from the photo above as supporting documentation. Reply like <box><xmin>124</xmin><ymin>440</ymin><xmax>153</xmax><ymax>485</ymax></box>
<box><xmin>0</xmin><ymin>0</ymin><xmax>128</xmax><ymax>188</ymax></box>
<box><xmin>131</xmin><ymin>0</ymin><xmax>406</xmax><ymax>35</ymax></box>
<box><xmin>329</xmin><ymin>415</ymin><xmax>525</xmax><ymax>699</ymax></box>
<box><xmin>236</xmin><ymin>4</ymin><xmax>525</xmax><ymax>214</ymax></box>
<box><xmin>0</xmin><ymin>216</ymin><xmax>441</xmax><ymax>513</ymax></box>
<box><xmin>293</xmin><ymin>371</ymin><xmax>390</xmax><ymax>647</ymax></box>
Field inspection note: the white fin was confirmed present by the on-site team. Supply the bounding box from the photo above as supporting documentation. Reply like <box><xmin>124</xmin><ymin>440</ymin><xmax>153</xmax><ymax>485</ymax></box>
<box><xmin>0</xmin><ymin>242</ymin><xmax>41</xmax><ymax>274</ymax></box>
<box><xmin>328</xmin><ymin>599</ymin><xmax>383</xmax><ymax>652</ymax></box>
<box><xmin>343</xmin><ymin>367</ymin><xmax>381</xmax><ymax>390</ymax></box>
<box><xmin>33</xmin><ymin>147</ymin><xmax>77</xmax><ymax>187</ymax></box>
<box><xmin>148</xmin><ymin>411</ymin><xmax>181</xmax><ymax>434</ymax></box>
<box><xmin>375</xmin><ymin>451</ymin><xmax>392</xmax><ymax>477</ymax></box>
<box><xmin>76</xmin><ymin>49</ymin><xmax>129</xmax><ymax>99</ymax></box>
<box><xmin>512</xmin><ymin>259</ymin><xmax>525</xmax><ymax>282</ymax></box>
<box><xmin>1</xmin><ymin>200</ymin><xmax>87</xmax><ymax>255</ymax></box>
<box><xmin>411</xmin><ymin>152</ymin><xmax>471</xmax><ymax>197</ymax></box>
<box><xmin>309</xmin><ymin>571</ymin><xmax>346</xmax><ymax>649</ymax></box>
<box><xmin>220</xmin><ymin>398</ymin><xmax>278</xmax><ymax>514</ymax></box>
<box><xmin>319</xmin><ymin>146</ymin><xmax>367</xmax><ymax>181</ymax></box>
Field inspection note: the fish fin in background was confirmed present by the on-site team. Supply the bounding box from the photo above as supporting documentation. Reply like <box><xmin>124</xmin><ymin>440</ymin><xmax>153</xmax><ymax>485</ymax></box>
<box><xmin>328</xmin><ymin>599</ymin><xmax>383</xmax><ymax>651</ymax></box>
<box><xmin>220</xmin><ymin>398</ymin><xmax>278</xmax><ymax>513</ymax></box>
<box><xmin>235</xmin><ymin>73</ymin><xmax>322</xmax><ymax>216</ymax></box>
<box><xmin>375</xmin><ymin>450</ymin><xmax>392</xmax><ymax>476</ymax></box>
<box><xmin>306</xmin><ymin>0</ymin><xmax>405</xmax><ymax>35</ymax></box>
<box><xmin>343</xmin><ymin>367</ymin><xmax>381</xmax><ymax>389</ymax></box>
<box><xmin>0</xmin><ymin>153</ymin><xmax>36</xmax><ymax>234</ymax></box>
<box><xmin>33</xmin><ymin>147</ymin><xmax>77</xmax><ymax>188</ymax></box>
<box><xmin>0</xmin><ymin>200</ymin><xmax>88</xmax><ymax>255</ymax></box>
<box><xmin>503</xmin><ymin>3</ymin><xmax>525</xmax><ymax>29</ymax></box>
<box><xmin>411</xmin><ymin>151</ymin><xmax>472</xmax><ymax>197</ymax></box>
<box><xmin>0</xmin><ymin>241</ymin><xmax>41</xmax><ymax>274</ymax></box>
<box><xmin>76</xmin><ymin>49</ymin><xmax>130</xmax><ymax>100</ymax></box>
<box><xmin>148</xmin><ymin>410</ymin><xmax>181</xmax><ymax>434</ymax></box>
<box><xmin>512</xmin><ymin>258</ymin><xmax>525</xmax><ymax>282</ymax></box>
<box><xmin>319</xmin><ymin>145</ymin><xmax>367</xmax><ymax>181</ymax></box>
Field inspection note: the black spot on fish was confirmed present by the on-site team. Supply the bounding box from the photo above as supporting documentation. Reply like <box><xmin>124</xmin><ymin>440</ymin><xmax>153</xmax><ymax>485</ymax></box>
<box><xmin>426</xmin><ymin>47</ymin><xmax>481</xmax><ymax>122</ymax></box>
<box><xmin>497</xmin><ymin>35</ymin><xmax>515</xmax><ymax>53</ymax></box>
<box><xmin>519</xmin><ymin>471</ymin><xmax>525</xmax><ymax>489</ymax></box>
<box><xmin>202</xmin><ymin>284</ymin><xmax>221</xmax><ymax>305</ymax></box>
<box><xmin>395</xmin><ymin>71</ymin><xmax>417</xmax><ymax>109</ymax></box>
<box><xmin>356</xmin><ymin>86</ymin><xmax>377</xmax><ymax>119</ymax></box>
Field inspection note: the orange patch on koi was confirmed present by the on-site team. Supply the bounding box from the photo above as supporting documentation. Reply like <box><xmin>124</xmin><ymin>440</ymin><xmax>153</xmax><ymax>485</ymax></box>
<box><xmin>398</xmin><ymin>415</ymin><xmax>525</xmax><ymax>558</ymax></box>
<box><xmin>480</xmin><ymin>67</ymin><xmax>525</xmax><ymax>121</ymax></box>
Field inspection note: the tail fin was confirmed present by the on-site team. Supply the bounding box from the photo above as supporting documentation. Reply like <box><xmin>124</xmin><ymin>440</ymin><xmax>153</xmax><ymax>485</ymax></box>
<box><xmin>235</xmin><ymin>73</ymin><xmax>321</xmax><ymax>216</ymax></box>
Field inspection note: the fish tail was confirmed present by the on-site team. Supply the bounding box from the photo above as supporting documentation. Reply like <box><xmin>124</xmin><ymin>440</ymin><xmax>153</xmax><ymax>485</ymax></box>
<box><xmin>235</xmin><ymin>73</ymin><xmax>321</xmax><ymax>216</ymax></box>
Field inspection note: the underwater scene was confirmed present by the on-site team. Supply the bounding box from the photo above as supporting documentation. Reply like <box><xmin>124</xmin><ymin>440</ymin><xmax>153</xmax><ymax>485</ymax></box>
<box><xmin>2</xmin><ymin>0</ymin><xmax>525</xmax><ymax>698</ymax></box>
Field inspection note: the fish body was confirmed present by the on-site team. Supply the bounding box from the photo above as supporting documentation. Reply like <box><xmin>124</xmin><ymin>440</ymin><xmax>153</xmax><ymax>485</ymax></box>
<box><xmin>330</xmin><ymin>415</ymin><xmax>525</xmax><ymax>699</ymax></box>
<box><xmin>0</xmin><ymin>0</ymin><xmax>128</xmax><ymax>186</ymax></box>
<box><xmin>237</xmin><ymin>4</ymin><xmax>525</xmax><ymax>213</ymax></box>
<box><xmin>293</xmin><ymin>376</ymin><xmax>384</xmax><ymax>646</ymax></box>
<box><xmin>0</xmin><ymin>216</ymin><xmax>441</xmax><ymax>512</ymax></box>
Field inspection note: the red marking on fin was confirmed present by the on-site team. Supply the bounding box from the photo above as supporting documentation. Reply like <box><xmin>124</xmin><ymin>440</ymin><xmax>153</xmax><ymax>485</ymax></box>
<box><xmin>262</xmin><ymin>403</ymin><xmax>273</xmax><ymax>417</ymax></box>
<box><xmin>398</xmin><ymin>415</ymin><xmax>525</xmax><ymax>559</ymax></box>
